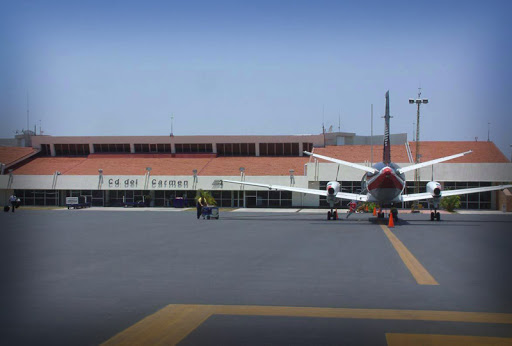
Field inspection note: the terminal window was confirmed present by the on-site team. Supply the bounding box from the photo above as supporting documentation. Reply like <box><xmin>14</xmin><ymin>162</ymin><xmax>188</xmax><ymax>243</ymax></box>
<box><xmin>54</xmin><ymin>144</ymin><xmax>91</xmax><ymax>156</ymax></box>
<box><xmin>93</xmin><ymin>144</ymin><xmax>130</xmax><ymax>153</ymax></box>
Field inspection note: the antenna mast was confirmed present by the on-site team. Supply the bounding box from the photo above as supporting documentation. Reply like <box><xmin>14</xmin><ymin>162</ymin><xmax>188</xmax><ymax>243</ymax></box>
<box><xmin>27</xmin><ymin>93</ymin><xmax>30</xmax><ymax>132</ymax></box>
<box><xmin>370</xmin><ymin>104</ymin><xmax>373</xmax><ymax>166</ymax></box>
<box><xmin>322</xmin><ymin>105</ymin><xmax>325</xmax><ymax>146</ymax></box>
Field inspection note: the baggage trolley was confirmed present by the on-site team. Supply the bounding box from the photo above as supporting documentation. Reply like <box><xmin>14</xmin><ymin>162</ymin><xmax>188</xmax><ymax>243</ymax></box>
<box><xmin>201</xmin><ymin>206</ymin><xmax>219</xmax><ymax>219</ymax></box>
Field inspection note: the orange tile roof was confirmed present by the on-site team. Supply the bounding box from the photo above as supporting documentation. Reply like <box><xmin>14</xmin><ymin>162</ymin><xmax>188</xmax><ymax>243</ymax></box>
<box><xmin>313</xmin><ymin>141</ymin><xmax>509</xmax><ymax>163</ymax></box>
<box><xmin>10</xmin><ymin>141</ymin><xmax>509</xmax><ymax>176</ymax></box>
<box><xmin>200</xmin><ymin>157</ymin><xmax>309</xmax><ymax>176</ymax></box>
<box><xmin>13</xmin><ymin>157</ymin><xmax>214</xmax><ymax>176</ymax></box>
<box><xmin>0</xmin><ymin>147</ymin><xmax>38</xmax><ymax>167</ymax></box>
<box><xmin>13</xmin><ymin>155</ymin><xmax>309</xmax><ymax>176</ymax></box>
<box><xmin>408</xmin><ymin>141</ymin><xmax>509</xmax><ymax>163</ymax></box>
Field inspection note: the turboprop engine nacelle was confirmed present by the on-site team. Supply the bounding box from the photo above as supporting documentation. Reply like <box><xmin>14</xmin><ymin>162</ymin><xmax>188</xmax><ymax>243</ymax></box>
<box><xmin>326</xmin><ymin>181</ymin><xmax>341</xmax><ymax>196</ymax></box>
<box><xmin>426</xmin><ymin>181</ymin><xmax>442</xmax><ymax>198</ymax></box>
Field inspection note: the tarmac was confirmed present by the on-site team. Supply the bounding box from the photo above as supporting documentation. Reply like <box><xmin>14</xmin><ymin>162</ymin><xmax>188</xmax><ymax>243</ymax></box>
<box><xmin>1</xmin><ymin>208</ymin><xmax>512</xmax><ymax>345</ymax></box>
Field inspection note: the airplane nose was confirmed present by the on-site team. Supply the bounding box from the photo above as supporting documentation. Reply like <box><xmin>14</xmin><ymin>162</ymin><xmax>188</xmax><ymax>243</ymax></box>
<box><xmin>328</xmin><ymin>187</ymin><xmax>335</xmax><ymax>194</ymax></box>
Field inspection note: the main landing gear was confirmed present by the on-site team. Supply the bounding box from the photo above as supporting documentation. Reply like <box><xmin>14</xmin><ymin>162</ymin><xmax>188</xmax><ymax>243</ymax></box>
<box><xmin>376</xmin><ymin>208</ymin><xmax>398</xmax><ymax>220</ymax></box>
<box><xmin>430</xmin><ymin>209</ymin><xmax>441</xmax><ymax>221</ymax></box>
<box><xmin>327</xmin><ymin>209</ymin><xmax>338</xmax><ymax>220</ymax></box>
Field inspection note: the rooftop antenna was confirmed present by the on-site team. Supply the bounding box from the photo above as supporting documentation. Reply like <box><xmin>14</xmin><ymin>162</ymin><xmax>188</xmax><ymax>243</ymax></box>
<box><xmin>338</xmin><ymin>111</ymin><xmax>341</xmax><ymax>132</ymax></box>
<box><xmin>322</xmin><ymin>105</ymin><xmax>325</xmax><ymax>132</ymax></box>
<box><xmin>26</xmin><ymin>93</ymin><xmax>30</xmax><ymax>132</ymax></box>
<box><xmin>322</xmin><ymin>105</ymin><xmax>325</xmax><ymax>146</ymax></box>
<box><xmin>170</xmin><ymin>114</ymin><xmax>174</xmax><ymax>137</ymax></box>
<box><xmin>487</xmin><ymin>122</ymin><xmax>490</xmax><ymax>142</ymax></box>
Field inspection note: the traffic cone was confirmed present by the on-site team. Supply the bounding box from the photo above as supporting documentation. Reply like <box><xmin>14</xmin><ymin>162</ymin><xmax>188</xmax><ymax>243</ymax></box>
<box><xmin>388</xmin><ymin>213</ymin><xmax>395</xmax><ymax>228</ymax></box>
<box><xmin>373</xmin><ymin>208</ymin><xmax>376</xmax><ymax>216</ymax></box>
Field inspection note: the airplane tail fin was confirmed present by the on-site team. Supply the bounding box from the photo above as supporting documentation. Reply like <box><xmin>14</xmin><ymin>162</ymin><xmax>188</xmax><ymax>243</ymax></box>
<box><xmin>383</xmin><ymin>91</ymin><xmax>391</xmax><ymax>164</ymax></box>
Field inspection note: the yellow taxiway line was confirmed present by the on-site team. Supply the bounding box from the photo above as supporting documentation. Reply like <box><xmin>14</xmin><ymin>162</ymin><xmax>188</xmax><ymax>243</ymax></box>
<box><xmin>102</xmin><ymin>304</ymin><xmax>512</xmax><ymax>346</ymax></box>
<box><xmin>386</xmin><ymin>333</ymin><xmax>512</xmax><ymax>346</ymax></box>
<box><xmin>379</xmin><ymin>224</ymin><xmax>439</xmax><ymax>285</ymax></box>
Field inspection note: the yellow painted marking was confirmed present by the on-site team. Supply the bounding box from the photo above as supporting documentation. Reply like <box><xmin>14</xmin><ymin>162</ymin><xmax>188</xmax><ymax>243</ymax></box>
<box><xmin>102</xmin><ymin>304</ymin><xmax>512</xmax><ymax>346</ymax></box>
<box><xmin>102</xmin><ymin>304</ymin><xmax>215</xmax><ymax>346</ymax></box>
<box><xmin>386</xmin><ymin>333</ymin><xmax>512</xmax><ymax>346</ymax></box>
<box><xmin>380</xmin><ymin>224</ymin><xmax>439</xmax><ymax>285</ymax></box>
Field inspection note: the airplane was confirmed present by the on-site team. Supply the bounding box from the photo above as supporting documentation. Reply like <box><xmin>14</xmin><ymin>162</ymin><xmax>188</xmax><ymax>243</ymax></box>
<box><xmin>223</xmin><ymin>91</ymin><xmax>512</xmax><ymax>222</ymax></box>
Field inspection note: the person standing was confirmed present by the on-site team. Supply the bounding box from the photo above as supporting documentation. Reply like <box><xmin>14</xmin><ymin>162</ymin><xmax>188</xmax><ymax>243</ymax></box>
<box><xmin>196</xmin><ymin>196</ymin><xmax>205</xmax><ymax>219</ymax></box>
<box><xmin>9</xmin><ymin>194</ymin><xmax>16</xmax><ymax>213</ymax></box>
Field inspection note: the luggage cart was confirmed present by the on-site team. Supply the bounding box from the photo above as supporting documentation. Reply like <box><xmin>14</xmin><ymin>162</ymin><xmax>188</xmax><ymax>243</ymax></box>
<box><xmin>201</xmin><ymin>206</ymin><xmax>219</xmax><ymax>219</ymax></box>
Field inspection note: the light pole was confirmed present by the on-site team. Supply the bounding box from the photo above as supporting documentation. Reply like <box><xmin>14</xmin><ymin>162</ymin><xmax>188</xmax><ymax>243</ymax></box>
<box><xmin>409</xmin><ymin>88</ymin><xmax>429</xmax><ymax>211</ymax></box>
<box><xmin>240</xmin><ymin>167</ymin><xmax>245</xmax><ymax>208</ymax></box>
<box><xmin>192</xmin><ymin>169</ymin><xmax>198</xmax><ymax>189</ymax></box>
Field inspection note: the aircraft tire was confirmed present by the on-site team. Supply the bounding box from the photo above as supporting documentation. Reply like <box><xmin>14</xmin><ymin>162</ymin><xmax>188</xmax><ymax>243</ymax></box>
<box><xmin>327</xmin><ymin>211</ymin><xmax>331</xmax><ymax>220</ymax></box>
<box><xmin>430</xmin><ymin>212</ymin><xmax>435</xmax><ymax>221</ymax></box>
<box><xmin>436</xmin><ymin>212</ymin><xmax>440</xmax><ymax>221</ymax></box>
<box><xmin>334</xmin><ymin>211</ymin><xmax>338</xmax><ymax>220</ymax></box>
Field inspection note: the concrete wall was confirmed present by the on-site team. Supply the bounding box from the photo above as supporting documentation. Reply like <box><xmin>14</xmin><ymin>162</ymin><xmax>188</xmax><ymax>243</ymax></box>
<box><xmin>0</xmin><ymin>174</ymin><xmax>308</xmax><ymax>191</ymax></box>
<box><xmin>31</xmin><ymin>134</ymin><xmax>325</xmax><ymax>147</ymax></box>
<box><xmin>308</xmin><ymin>162</ymin><xmax>512</xmax><ymax>182</ymax></box>
<box><xmin>498</xmin><ymin>189</ymin><xmax>512</xmax><ymax>212</ymax></box>
<box><xmin>323</xmin><ymin>133</ymin><xmax>407</xmax><ymax>146</ymax></box>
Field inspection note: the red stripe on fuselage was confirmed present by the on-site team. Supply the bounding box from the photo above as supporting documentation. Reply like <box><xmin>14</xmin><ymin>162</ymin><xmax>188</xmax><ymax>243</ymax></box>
<box><xmin>367</xmin><ymin>167</ymin><xmax>404</xmax><ymax>191</ymax></box>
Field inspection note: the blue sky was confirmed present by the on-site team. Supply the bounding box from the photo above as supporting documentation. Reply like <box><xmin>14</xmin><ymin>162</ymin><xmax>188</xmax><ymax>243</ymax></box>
<box><xmin>1</xmin><ymin>1</ymin><xmax>511</xmax><ymax>157</ymax></box>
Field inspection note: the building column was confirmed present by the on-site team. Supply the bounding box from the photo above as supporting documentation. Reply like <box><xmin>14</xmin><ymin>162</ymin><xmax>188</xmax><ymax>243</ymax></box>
<box><xmin>89</xmin><ymin>143</ymin><xmax>94</xmax><ymax>154</ymax></box>
<box><xmin>171</xmin><ymin>143</ymin><xmax>176</xmax><ymax>154</ymax></box>
<box><xmin>130</xmin><ymin>143</ymin><xmax>135</xmax><ymax>153</ymax></box>
<box><xmin>299</xmin><ymin>142</ymin><xmax>303</xmax><ymax>156</ymax></box>
<box><xmin>212</xmin><ymin>143</ymin><xmax>217</xmax><ymax>154</ymax></box>
<box><xmin>255</xmin><ymin>143</ymin><xmax>260</xmax><ymax>157</ymax></box>
<box><xmin>50</xmin><ymin>144</ymin><xmax>56</xmax><ymax>157</ymax></box>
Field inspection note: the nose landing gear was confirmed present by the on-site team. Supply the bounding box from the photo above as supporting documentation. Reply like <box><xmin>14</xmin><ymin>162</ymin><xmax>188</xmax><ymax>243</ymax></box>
<box><xmin>430</xmin><ymin>208</ymin><xmax>441</xmax><ymax>221</ymax></box>
<box><xmin>327</xmin><ymin>209</ymin><xmax>338</xmax><ymax>220</ymax></box>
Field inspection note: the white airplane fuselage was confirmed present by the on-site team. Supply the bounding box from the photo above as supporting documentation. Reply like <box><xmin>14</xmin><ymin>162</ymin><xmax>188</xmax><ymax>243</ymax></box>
<box><xmin>364</xmin><ymin>162</ymin><xmax>406</xmax><ymax>204</ymax></box>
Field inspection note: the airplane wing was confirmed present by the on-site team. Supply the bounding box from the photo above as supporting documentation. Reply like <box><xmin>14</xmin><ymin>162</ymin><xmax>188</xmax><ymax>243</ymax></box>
<box><xmin>335</xmin><ymin>191</ymin><xmax>368</xmax><ymax>202</ymax></box>
<box><xmin>304</xmin><ymin>151</ymin><xmax>378</xmax><ymax>174</ymax></box>
<box><xmin>401</xmin><ymin>184</ymin><xmax>512</xmax><ymax>202</ymax></box>
<box><xmin>222</xmin><ymin>179</ymin><xmax>329</xmax><ymax>197</ymax></box>
<box><xmin>401</xmin><ymin>192</ymin><xmax>434</xmax><ymax>202</ymax></box>
<box><xmin>397</xmin><ymin>150</ymin><xmax>472</xmax><ymax>174</ymax></box>
<box><xmin>440</xmin><ymin>184</ymin><xmax>512</xmax><ymax>197</ymax></box>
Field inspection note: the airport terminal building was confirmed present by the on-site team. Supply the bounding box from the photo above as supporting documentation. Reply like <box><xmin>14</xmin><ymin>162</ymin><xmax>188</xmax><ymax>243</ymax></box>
<box><xmin>1</xmin><ymin>131</ymin><xmax>511</xmax><ymax>210</ymax></box>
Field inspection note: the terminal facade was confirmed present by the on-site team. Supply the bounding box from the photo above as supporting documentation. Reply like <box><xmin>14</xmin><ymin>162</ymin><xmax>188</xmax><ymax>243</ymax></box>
<box><xmin>1</xmin><ymin>132</ymin><xmax>511</xmax><ymax>210</ymax></box>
